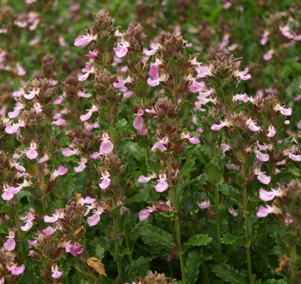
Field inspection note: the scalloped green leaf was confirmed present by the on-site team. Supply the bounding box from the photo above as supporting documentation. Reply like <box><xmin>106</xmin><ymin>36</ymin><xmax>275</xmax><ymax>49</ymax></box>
<box><xmin>211</xmin><ymin>263</ymin><xmax>247</xmax><ymax>284</ymax></box>
<box><xmin>185</xmin><ymin>249</ymin><xmax>201</xmax><ymax>284</ymax></box>
<box><xmin>141</xmin><ymin>224</ymin><xmax>173</xmax><ymax>247</ymax></box>
<box><xmin>221</xmin><ymin>234</ymin><xmax>242</xmax><ymax>245</ymax></box>
<box><xmin>184</xmin><ymin>234</ymin><xmax>212</xmax><ymax>251</ymax></box>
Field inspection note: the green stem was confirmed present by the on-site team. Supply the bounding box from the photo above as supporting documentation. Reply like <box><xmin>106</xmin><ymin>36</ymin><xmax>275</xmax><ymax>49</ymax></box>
<box><xmin>113</xmin><ymin>216</ymin><xmax>123</xmax><ymax>281</ymax></box>
<box><xmin>215</xmin><ymin>185</ymin><xmax>222</xmax><ymax>259</ymax></box>
<box><xmin>124</xmin><ymin>225</ymin><xmax>133</xmax><ymax>262</ymax></box>
<box><xmin>241</xmin><ymin>164</ymin><xmax>253</xmax><ymax>284</ymax></box>
<box><xmin>260</xmin><ymin>218</ymin><xmax>267</xmax><ymax>273</ymax></box>
<box><xmin>201</xmin><ymin>255</ymin><xmax>210</xmax><ymax>284</ymax></box>
<box><xmin>167</xmin><ymin>159</ymin><xmax>186</xmax><ymax>284</ymax></box>
<box><xmin>291</xmin><ymin>242</ymin><xmax>296</xmax><ymax>282</ymax></box>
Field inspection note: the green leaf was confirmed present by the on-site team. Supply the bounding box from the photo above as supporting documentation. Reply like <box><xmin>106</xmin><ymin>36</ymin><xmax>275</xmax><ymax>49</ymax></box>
<box><xmin>281</xmin><ymin>232</ymin><xmax>298</xmax><ymax>247</ymax></box>
<box><xmin>184</xmin><ymin>234</ymin><xmax>212</xmax><ymax>251</ymax></box>
<box><xmin>217</xmin><ymin>184</ymin><xmax>242</xmax><ymax>201</ymax></box>
<box><xmin>141</xmin><ymin>224</ymin><xmax>173</xmax><ymax>247</ymax></box>
<box><xmin>167</xmin><ymin>58</ymin><xmax>181</xmax><ymax>77</ymax></box>
<box><xmin>185</xmin><ymin>249</ymin><xmax>201</xmax><ymax>284</ymax></box>
<box><xmin>135</xmin><ymin>81</ymin><xmax>149</xmax><ymax>97</ymax></box>
<box><xmin>262</xmin><ymin>279</ymin><xmax>286</xmax><ymax>284</ymax></box>
<box><xmin>204</xmin><ymin>164</ymin><xmax>223</xmax><ymax>184</ymax></box>
<box><xmin>95</xmin><ymin>245</ymin><xmax>105</xmax><ymax>260</ymax></box>
<box><xmin>211</xmin><ymin>263</ymin><xmax>247</xmax><ymax>284</ymax></box>
<box><xmin>221</xmin><ymin>234</ymin><xmax>242</xmax><ymax>245</ymax></box>
<box><xmin>180</xmin><ymin>157</ymin><xmax>196</xmax><ymax>176</ymax></box>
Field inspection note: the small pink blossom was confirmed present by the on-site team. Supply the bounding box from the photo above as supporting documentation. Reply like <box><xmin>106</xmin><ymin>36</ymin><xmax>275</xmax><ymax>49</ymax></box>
<box><xmin>61</xmin><ymin>147</ymin><xmax>78</xmax><ymax>156</ymax></box>
<box><xmin>151</xmin><ymin>137</ymin><xmax>168</xmax><ymax>152</ymax></box>
<box><xmin>74</xmin><ymin>33</ymin><xmax>97</xmax><ymax>47</ymax></box>
<box><xmin>266</xmin><ymin>125</ymin><xmax>276</xmax><ymax>137</ymax></box>
<box><xmin>256</xmin><ymin>151</ymin><xmax>270</xmax><ymax>162</ymax></box>
<box><xmin>233</xmin><ymin>93</ymin><xmax>251</xmax><ymax>103</ymax></box>
<box><xmin>257</xmin><ymin>205</ymin><xmax>281</xmax><ymax>218</ymax></box>
<box><xmin>99</xmin><ymin>171</ymin><xmax>111</xmax><ymax>189</ymax></box>
<box><xmin>181</xmin><ymin>133</ymin><xmax>200</xmax><ymax>144</ymax></box>
<box><xmin>259</xmin><ymin>188</ymin><xmax>284</xmax><ymax>202</ymax></box>
<box><xmin>133</xmin><ymin>109</ymin><xmax>144</xmax><ymax>130</ymax></box>
<box><xmin>263</xmin><ymin>50</ymin><xmax>273</xmax><ymax>61</ymax></box>
<box><xmin>100</xmin><ymin>133</ymin><xmax>114</xmax><ymax>155</ymax></box>
<box><xmin>87</xmin><ymin>205</ymin><xmax>104</xmax><ymax>226</ymax></box>
<box><xmin>26</xmin><ymin>141</ymin><xmax>38</xmax><ymax>160</ymax></box>
<box><xmin>44</xmin><ymin>208</ymin><xmax>65</xmax><ymax>223</ymax></box>
<box><xmin>3</xmin><ymin>230</ymin><xmax>16</xmax><ymax>251</ymax></box>
<box><xmin>78</xmin><ymin>62</ymin><xmax>95</xmax><ymax>81</ymax></box>
<box><xmin>114</xmin><ymin>42</ymin><xmax>129</xmax><ymax>58</ymax></box>
<box><xmin>51</xmin><ymin>166</ymin><xmax>68</xmax><ymax>181</ymax></box>
<box><xmin>2</xmin><ymin>184</ymin><xmax>22</xmax><ymax>200</ymax></box>
<box><xmin>51</xmin><ymin>263</ymin><xmax>63</xmax><ymax>279</ymax></box>
<box><xmin>42</xmin><ymin>226</ymin><xmax>56</xmax><ymax>235</ymax></box>
<box><xmin>197</xmin><ymin>200</ymin><xmax>211</xmax><ymax>209</ymax></box>
<box><xmin>6</xmin><ymin>263</ymin><xmax>25</xmax><ymax>275</ymax></box>
<box><xmin>288</xmin><ymin>153</ymin><xmax>301</xmax><ymax>162</ymax></box>
<box><xmin>155</xmin><ymin>172</ymin><xmax>168</xmax><ymax>192</ymax></box>
<box><xmin>236</xmin><ymin>68</ymin><xmax>251</xmax><ymax>80</ymax></box>
<box><xmin>20</xmin><ymin>209</ymin><xmax>35</xmax><ymax>231</ymax></box>
<box><xmin>189</xmin><ymin>80</ymin><xmax>205</xmax><ymax>93</ymax></box>
<box><xmin>228</xmin><ymin>207</ymin><xmax>238</xmax><ymax>217</ymax></box>
<box><xmin>254</xmin><ymin>168</ymin><xmax>271</xmax><ymax>185</ymax></box>
<box><xmin>74</xmin><ymin>158</ymin><xmax>87</xmax><ymax>173</ymax></box>
<box><xmin>246</xmin><ymin>118</ymin><xmax>260</xmax><ymax>132</ymax></box>
<box><xmin>223</xmin><ymin>2</ymin><xmax>232</xmax><ymax>9</ymax></box>
<box><xmin>53</xmin><ymin>96</ymin><xmax>63</xmax><ymax>105</ymax></box>
<box><xmin>139</xmin><ymin>208</ymin><xmax>154</xmax><ymax>221</ymax></box>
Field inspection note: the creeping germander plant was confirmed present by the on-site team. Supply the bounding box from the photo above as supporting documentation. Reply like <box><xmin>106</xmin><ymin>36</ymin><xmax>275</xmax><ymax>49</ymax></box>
<box><xmin>1</xmin><ymin>3</ymin><xmax>301</xmax><ymax>284</ymax></box>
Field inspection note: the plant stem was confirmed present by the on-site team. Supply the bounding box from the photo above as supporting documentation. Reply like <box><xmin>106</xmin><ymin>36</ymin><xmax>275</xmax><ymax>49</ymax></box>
<box><xmin>241</xmin><ymin>164</ymin><xmax>253</xmax><ymax>284</ymax></box>
<box><xmin>201</xmin><ymin>251</ymin><xmax>210</xmax><ymax>284</ymax></box>
<box><xmin>124</xmin><ymin>225</ymin><xmax>133</xmax><ymax>262</ymax></box>
<box><xmin>291</xmin><ymin>243</ymin><xmax>296</xmax><ymax>282</ymax></box>
<box><xmin>167</xmin><ymin>158</ymin><xmax>187</xmax><ymax>284</ymax></box>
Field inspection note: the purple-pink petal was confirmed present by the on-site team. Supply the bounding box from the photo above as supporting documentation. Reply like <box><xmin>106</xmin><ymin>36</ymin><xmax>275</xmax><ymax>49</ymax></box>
<box><xmin>256</xmin><ymin>151</ymin><xmax>270</xmax><ymax>162</ymax></box>
<box><xmin>188</xmin><ymin>136</ymin><xmax>200</xmax><ymax>144</ymax></box>
<box><xmin>4</xmin><ymin>238</ymin><xmax>16</xmax><ymax>251</ymax></box>
<box><xmin>133</xmin><ymin>115</ymin><xmax>143</xmax><ymax>130</ymax></box>
<box><xmin>100</xmin><ymin>139</ymin><xmax>114</xmax><ymax>155</ymax></box>
<box><xmin>288</xmin><ymin>153</ymin><xmax>301</xmax><ymax>162</ymax></box>
<box><xmin>114</xmin><ymin>46</ymin><xmax>128</xmax><ymax>58</ymax></box>
<box><xmin>87</xmin><ymin>213</ymin><xmax>100</xmax><ymax>226</ymax></box>
<box><xmin>57</xmin><ymin>166</ymin><xmax>68</xmax><ymax>176</ymax></box>
<box><xmin>78</xmin><ymin>72</ymin><xmax>90</xmax><ymax>82</ymax></box>
<box><xmin>211</xmin><ymin>123</ymin><xmax>225</xmax><ymax>131</ymax></box>
<box><xmin>11</xmin><ymin>264</ymin><xmax>25</xmax><ymax>275</ymax></box>
<box><xmin>256</xmin><ymin>206</ymin><xmax>272</xmax><ymax>218</ymax></box>
<box><xmin>148</xmin><ymin>65</ymin><xmax>159</xmax><ymax>78</ymax></box>
<box><xmin>99</xmin><ymin>177</ymin><xmax>111</xmax><ymax>189</ymax></box>
<box><xmin>155</xmin><ymin>180</ymin><xmax>168</xmax><ymax>192</ymax></box>
<box><xmin>21</xmin><ymin>221</ymin><xmax>33</xmax><ymax>231</ymax></box>
<box><xmin>259</xmin><ymin>188</ymin><xmax>275</xmax><ymax>201</ymax></box>
<box><xmin>42</xmin><ymin>226</ymin><xmax>56</xmax><ymax>235</ymax></box>
<box><xmin>138</xmin><ymin>175</ymin><xmax>153</xmax><ymax>183</ymax></box>
<box><xmin>257</xmin><ymin>173</ymin><xmax>271</xmax><ymax>185</ymax></box>
<box><xmin>26</xmin><ymin>148</ymin><xmax>38</xmax><ymax>160</ymax></box>
<box><xmin>61</xmin><ymin>148</ymin><xmax>76</xmax><ymax>156</ymax></box>
<box><xmin>74</xmin><ymin>163</ymin><xmax>86</xmax><ymax>173</ymax></box>
<box><xmin>80</xmin><ymin>110</ymin><xmax>93</xmax><ymax>121</ymax></box>
<box><xmin>139</xmin><ymin>209</ymin><xmax>151</xmax><ymax>221</ymax></box>
<box><xmin>147</xmin><ymin>77</ymin><xmax>160</xmax><ymax>87</ymax></box>
<box><xmin>280</xmin><ymin>107</ymin><xmax>292</xmax><ymax>116</ymax></box>
<box><xmin>151</xmin><ymin>142</ymin><xmax>167</xmax><ymax>152</ymax></box>
<box><xmin>44</xmin><ymin>215</ymin><xmax>59</xmax><ymax>223</ymax></box>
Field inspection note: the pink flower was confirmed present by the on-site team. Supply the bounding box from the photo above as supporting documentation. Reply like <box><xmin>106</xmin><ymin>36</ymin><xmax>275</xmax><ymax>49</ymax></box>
<box><xmin>236</xmin><ymin>68</ymin><xmax>251</xmax><ymax>80</ymax></box>
<box><xmin>147</xmin><ymin>64</ymin><xmax>168</xmax><ymax>87</ymax></box>
<box><xmin>42</xmin><ymin>226</ymin><xmax>56</xmax><ymax>235</ymax></box>
<box><xmin>139</xmin><ymin>208</ymin><xmax>154</xmax><ymax>221</ymax></box>
<box><xmin>228</xmin><ymin>207</ymin><xmax>238</xmax><ymax>217</ymax></box>
<box><xmin>51</xmin><ymin>263</ymin><xmax>63</xmax><ymax>279</ymax></box>
<box><xmin>197</xmin><ymin>200</ymin><xmax>211</xmax><ymax>209</ymax></box>
<box><xmin>288</xmin><ymin>153</ymin><xmax>301</xmax><ymax>162</ymax></box>
<box><xmin>51</xmin><ymin>166</ymin><xmax>68</xmax><ymax>181</ymax></box>
<box><xmin>100</xmin><ymin>133</ymin><xmax>114</xmax><ymax>155</ymax></box>
<box><xmin>233</xmin><ymin>93</ymin><xmax>251</xmax><ymax>103</ymax></box>
<box><xmin>53</xmin><ymin>96</ymin><xmax>63</xmax><ymax>105</ymax></box>
<box><xmin>189</xmin><ymin>80</ymin><xmax>205</xmax><ymax>93</ymax></box>
<box><xmin>256</xmin><ymin>151</ymin><xmax>270</xmax><ymax>162</ymax></box>
<box><xmin>151</xmin><ymin>137</ymin><xmax>168</xmax><ymax>152</ymax></box>
<box><xmin>154</xmin><ymin>172</ymin><xmax>168</xmax><ymax>192</ymax></box>
<box><xmin>74</xmin><ymin>158</ymin><xmax>87</xmax><ymax>173</ymax></box>
<box><xmin>246</xmin><ymin>118</ymin><xmax>260</xmax><ymax>132</ymax></box>
<box><xmin>4</xmin><ymin>230</ymin><xmax>16</xmax><ymax>251</ymax></box>
<box><xmin>138</xmin><ymin>173</ymin><xmax>156</xmax><ymax>183</ymax></box>
<box><xmin>26</xmin><ymin>141</ymin><xmax>38</xmax><ymax>159</ymax></box>
<box><xmin>259</xmin><ymin>188</ymin><xmax>284</xmax><ymax>201</ymax></box>
<box><xmin>133</xmin><ymin>109</ymin><xmax>144</xmax><ymax>130</ymax></box>
<box><xmin>254</xmin><ymin>168</ymin><xmax>271</xmax><ymax>185</ymax></box>
<box><xmin>223</xmin><ymin>2</ymin><xmax>232</xmax><ymax>9</ymax></box>
<box><xmin>99</xmin><ymin>171</ymin><xmax>111</xmax><ymax>189</ymax></box>
<box><xmin>266</xmin><ymin>125</ymin><xmax>276</xmax><ymax>137</ymax></box>
<box><xmin>263</xmin><ymin>50</ymin><xmax>273</xmax><ymax>61</ymax></box>
<box><xmin>181</xmin><ymin>133</ymin><xmax>200</xmax><ymax>144</ymax></box>
<box><xmin>114</xmin><ymin>42</ymin><xmax>129</xmax><ymax>58</ymax></box>
<box><xmin>78</xmin><ymin>62</ymin><xmax>95</xmax><ymax>81</ymax></box>
<box><xmin>20</xmin><ymin>209</ymin><xmax>35</xmax><ymax>231</ymax></box>
<box><xmin>211</xmin><ymin>121</ymin><xmax>227</xmax><ymax>131</ymax></box>
<box><xmin>80</xmin><ymin>104</ymin><xmax>98</xmax><ymax>121</ymax></box>
<box><xmin>64</xmin><ymin>241</ymin><xmax>83</xmax><ymax>256</ymax></box>
<box><xmin>6</xmin><ymin>263</ymin><xmax>25</xmax><ymax>275</ymax></box>
<box><xmin>61</xmin><ymin>147</ymin><xmax>78</xmax><ymax>156</ymax></box>
<box><xmin>256</xmin><ymin>205</ymin><xmax>281</xmax><ymax>218</ymax></box>
<box><xmin>44</xmin><ymin>208</ymin><xmax>65</xmax><ymax>223</ymax></box>
<box><xmin>74</xmin><ymin>33</ymin><xmax>97</xmax><ymax>47</ymax></box>
<box><xmin>1</xmin><ymin>184</ymin><xmax>22</xmax><ymax>200</ymax></box>
<box><xmin>87</xmin><ymin>205</ymin><xmax>104</xmax><ymax>226</ymax></box>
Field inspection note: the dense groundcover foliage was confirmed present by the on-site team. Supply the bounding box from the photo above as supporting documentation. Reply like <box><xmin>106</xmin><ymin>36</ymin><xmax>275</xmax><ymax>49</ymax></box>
<box><xmin>1</xmin><ymin>0</ymin><xmax>301</xmax><ymax>283</ymax></box>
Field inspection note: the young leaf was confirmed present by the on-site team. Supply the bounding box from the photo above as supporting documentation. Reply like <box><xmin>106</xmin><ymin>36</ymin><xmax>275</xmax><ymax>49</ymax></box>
<box><xmin>141</xmin><ymin>224</ymin><xmax>173</xmax><ymax>247</ymax></box>
<box><xmin>185</xmin><ymin>249</ymin><xmax>201</xmax><ymax>284</ymax></box>
<box><xmin>204</xmin><ymin>164</ymin><xmax>223</xmax><ymax>184</ymax></box>
<box><xmin>184</xmin><ymin>234</ymin><xmax>212</xmax><ymax>251</ymax></box>
<box><xmin>262</xmin><ymin>280</ymin><xmax>286</xmax><ymax>284</ymax></box>
<box><xmin>211</xmin><ymin>263</ymin><xmax>247</xmax><ymax>284</ymax></box>
<box><xmin>221</xmin><ymin>234</ymin><xmax>242</xmax><ymax>245</ymax></box>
